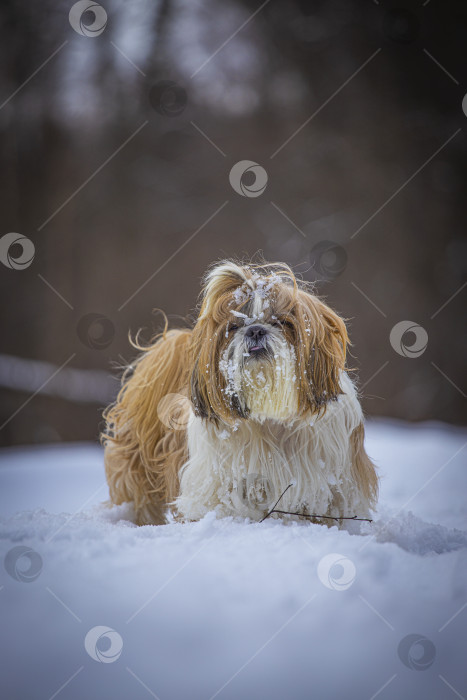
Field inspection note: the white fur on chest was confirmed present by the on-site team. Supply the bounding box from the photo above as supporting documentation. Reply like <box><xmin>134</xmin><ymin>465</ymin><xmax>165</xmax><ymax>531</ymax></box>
<box><xmin>175</xmin><ymin>374</ymin><xmax>368</xmax><ymax>521</ymax></box>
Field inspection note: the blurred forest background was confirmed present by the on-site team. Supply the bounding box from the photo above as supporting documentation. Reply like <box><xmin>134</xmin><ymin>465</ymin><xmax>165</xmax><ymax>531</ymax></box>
<box><xmin>0</xmin><ymin>0</ymin><xmax>466</xmax><ymax>446</ymax></box>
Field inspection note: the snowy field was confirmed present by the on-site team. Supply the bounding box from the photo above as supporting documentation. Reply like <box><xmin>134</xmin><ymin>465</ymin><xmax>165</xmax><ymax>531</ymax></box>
<box><xmin>0</xmin><ymin>419</ymin><xmax>466</xmax><ymax>700</ymax></box>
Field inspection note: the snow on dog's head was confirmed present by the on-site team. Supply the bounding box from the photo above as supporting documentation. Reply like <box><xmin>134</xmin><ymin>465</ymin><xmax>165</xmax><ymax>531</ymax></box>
<box><xmin>191</xmin><ymin>260</ymin><xmax>349</xmax><ymax>423</ymax></box>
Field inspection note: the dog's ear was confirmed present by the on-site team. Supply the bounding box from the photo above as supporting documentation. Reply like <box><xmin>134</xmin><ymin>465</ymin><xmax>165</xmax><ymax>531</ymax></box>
<box><xmin>189</xmin><ymin>314</ymin><xmax>248</xmax><ymax>423</ymax></box>
<box><xmin>296</xmin><ymin>291</ymin><xmax>348</xmax><ymax>413</ymax></box>
<box><xmin>309</xmin><ymin>299</ymin><xmax>348</xmax><ymax>407</ymax></box>
<box><xmin>190</xmin><ymin>354</ymin><xmax>249</xmax><ymax>422</ymax></box>
<box><xmin>190</xmin><ymin>359</ymin><xmax>210</xmax><ymax>419</ymax></box>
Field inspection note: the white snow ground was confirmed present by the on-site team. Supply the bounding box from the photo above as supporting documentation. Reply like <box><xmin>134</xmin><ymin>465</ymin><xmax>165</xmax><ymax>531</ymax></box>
<box><xmin>0</xmin><ymin>419</ymin><xmax>466</xmax><ymax>700</ymax></box>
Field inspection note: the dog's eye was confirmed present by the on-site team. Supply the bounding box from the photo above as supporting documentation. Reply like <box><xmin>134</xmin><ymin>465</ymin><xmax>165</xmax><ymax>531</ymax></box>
<box><xmin>228</xmin><ymin>324</ymin><xmax>239</xmax><ymax>332</ymax></box>
<box><xmin>271</xmin><ymin>319</ymin><xmax>293</xmax><ymax>330</ymax></box>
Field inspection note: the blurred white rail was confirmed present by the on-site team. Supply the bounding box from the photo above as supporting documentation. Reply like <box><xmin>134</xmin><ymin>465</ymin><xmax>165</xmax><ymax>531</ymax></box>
<box><xmin>0</xmin><ymin>354</ymin><xmax>117</xmax><ymax>404</ymax></box>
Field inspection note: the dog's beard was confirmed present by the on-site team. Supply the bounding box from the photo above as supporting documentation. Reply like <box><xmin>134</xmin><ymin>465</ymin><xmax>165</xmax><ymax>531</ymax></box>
<box><xmin>219</xmin><ymin>329</ymin><xmax>300</xmax><ymax>422</ymax></box>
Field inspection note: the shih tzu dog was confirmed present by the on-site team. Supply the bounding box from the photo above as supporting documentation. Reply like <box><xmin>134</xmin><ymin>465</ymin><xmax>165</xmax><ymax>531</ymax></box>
<box><xmin>103</xmin><ymin>261</ymin><xmax>378</xmax><ymax>526</ymax></box>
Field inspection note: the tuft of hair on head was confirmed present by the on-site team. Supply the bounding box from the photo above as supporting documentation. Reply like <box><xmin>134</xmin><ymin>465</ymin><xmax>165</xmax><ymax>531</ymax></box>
<box><xmin>199</xmin><ymin>261</ymin><xmax>255</xmax><ymax>320</ymax></box>
<box><xmin>198</xmin><ymin>259</ymin><xmax>298</xmax><ymax>320</ymax></box>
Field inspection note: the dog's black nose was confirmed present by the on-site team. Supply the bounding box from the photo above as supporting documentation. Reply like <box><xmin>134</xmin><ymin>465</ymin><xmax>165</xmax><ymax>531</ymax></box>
<box><xmin>245</xmin><ymin>325</ymin><xmax>267</xmax><ymax>341</ymax></box>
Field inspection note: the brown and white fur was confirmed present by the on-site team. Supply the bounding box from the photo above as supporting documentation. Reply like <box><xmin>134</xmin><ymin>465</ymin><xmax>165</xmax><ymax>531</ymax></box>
<box><xmin>102</xmin><ymin>261</ymin><xmax>378</xmax><ymax>526</ymax></box>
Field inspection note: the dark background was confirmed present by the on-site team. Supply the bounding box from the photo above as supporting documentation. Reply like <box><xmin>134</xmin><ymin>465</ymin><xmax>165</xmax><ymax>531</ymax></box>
<box><xmin>1</xmin><ymin>0</ymin><xmax>466</xmax><ymax>447</ymax></box>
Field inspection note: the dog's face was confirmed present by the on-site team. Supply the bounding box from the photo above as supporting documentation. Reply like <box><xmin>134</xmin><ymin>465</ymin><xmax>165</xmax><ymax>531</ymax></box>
<box><xmin>190</xmin><ymin>262</ymin><xmax>348</xmax><ymax>424</ymax></box>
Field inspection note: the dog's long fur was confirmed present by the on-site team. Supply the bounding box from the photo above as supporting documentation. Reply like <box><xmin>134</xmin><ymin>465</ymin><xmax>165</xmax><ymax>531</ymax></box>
<box><xmin>103</xmin><ymin>261</ymin><xmax>378</xmax><ymax>525</ymax></box>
